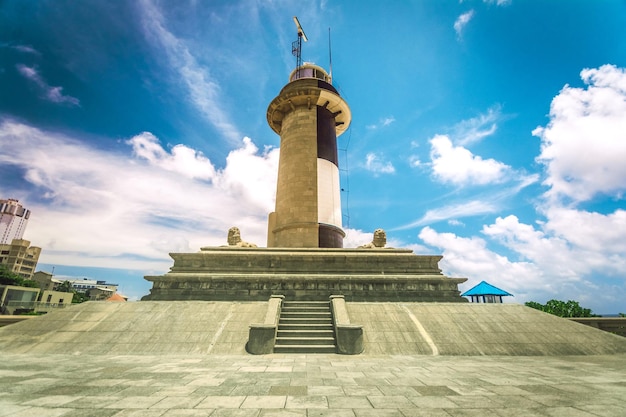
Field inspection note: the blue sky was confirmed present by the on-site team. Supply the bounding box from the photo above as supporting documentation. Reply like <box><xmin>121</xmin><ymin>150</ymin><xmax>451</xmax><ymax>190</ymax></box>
<box><xmin>1</xmin><ymin>0</ymin><xmax>625</xmax><ymax>313</ymax></box>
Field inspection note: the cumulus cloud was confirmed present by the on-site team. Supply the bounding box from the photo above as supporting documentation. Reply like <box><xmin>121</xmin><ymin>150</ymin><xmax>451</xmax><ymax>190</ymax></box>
<box><xmin>430</xmin><ymin>134</ymin><xmax>509</xmax><ymax>185</ymax></box>
<box><xmin>482</xmin><ymin>213</ymin><xmax>626</xmax><ymax>296</ymax></box>
<box><xmin>16</xmin><ymin>64</ymin><xmax>80</xmax><ymax>106</ymax></box>
<box><xmin>0</xmin><ymin>119</ymin><xmax>277</xmax><ymax>270</ymax></box>
<box><xmin>364</xmin><ymin>152</ymin><xmax>395</xmax><ymax>175</ymax></box>
<box><xmin>419</xmin><ymin>221</ymin><xmax>624</xmax><ymax>310</ymax></box>
<box><xmin>454</xmin><ymin>10</ymin><xmax>475</xmax><ymax>39</ymax></box>
<box><xmin>542</xmin><ymin>207</ymin><xmax>626</xmax><ymax>260</ymax></box>
<box><xmin>127</xmin><ymin>132</ymin><xmax>218</xmax><ymax>181</ymax></box>
<box><xmin>138</xmin><ymin>0</ymin><xmax>241</xmax><ymax>145</ymax></box>
<box><xmin>419</xmin><ymin>226</ymin><xmax>544</xmax><ymax>296</ymax></box>
<box><xmin>534</xmin><ymin>64</ymin><xmax>626</xmax><ymax>203</ymax></box>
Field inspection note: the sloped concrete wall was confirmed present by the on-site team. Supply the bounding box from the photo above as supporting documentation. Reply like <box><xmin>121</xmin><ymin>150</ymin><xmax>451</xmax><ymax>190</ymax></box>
<box><xmin>0</xmin><ymin>301</ymin><xmax>266</xmax><ymax>355</ymax></box>
<box><xmin>1</xmin><ymin>301</ymin><xmax>625</xmax><ymax>356</ymax></box>
<box><xmin>347</xmin><ymin>303</ymin><xmax>626</xmax><ymax>356</ymax></box>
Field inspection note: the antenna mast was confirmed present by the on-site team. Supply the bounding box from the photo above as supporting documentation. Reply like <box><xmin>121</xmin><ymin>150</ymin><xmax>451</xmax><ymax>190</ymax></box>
<box><xmin>292</xmin><ymin>16</ymin><xmax>308</xmax><ymax>79</ymax></box>
<box><xmin>328</xmin><ymin>27</ymin><xmax>333</xmax><ymax>81</ymax></box>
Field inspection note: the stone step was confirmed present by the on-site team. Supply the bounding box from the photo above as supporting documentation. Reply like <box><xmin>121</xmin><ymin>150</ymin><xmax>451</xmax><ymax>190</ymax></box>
<box><xmin>277</xmin><ymin>329</ymin><xmax>335</xmax><ymax>338</ymax></box>
<box><xmin>276</xmin><ymin>336</ymin><xmax>336</xmax><ymax>346</ymax></box>
<box><xmin>281</xmin><ymin>306</ymin><xmax>330</xmax><ymax>312</ymax></box>
<box><xmin>280</xmin><ymin>311</ymin><xmax>331</xmax><ymax>318</ymax></box>
<box><xmin>273</xmin><ymin>344</ymin><xmax>337</xmax><ymax>354</ymax></box>
<box><xmin>274</xmin><ymin>300</ymin><xmax>337</xmax><ymax>354</ymax></box>
<box><xmin>282</xmin><ymin>301</ymin><xmax>330</xmax><ymax>306</ymax></box>
<box><xmin>278</xmin><ymin>323</ymin><xmax>334</xmax><ymax>331</ymax></box>
<box><xmin>279</xmin><ymin>317</ymin><xmax>333</xmax><ymax>325</ymax></box>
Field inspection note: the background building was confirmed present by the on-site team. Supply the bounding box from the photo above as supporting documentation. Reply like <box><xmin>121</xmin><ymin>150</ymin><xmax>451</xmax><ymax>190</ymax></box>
<box><xmin>0</xmin><ymin>199</ymin><xmax>40</xmax><ymax>280</ymax></box>
<box><xmin>62</xmin><ymin>277</ymin><xmax>119</xmax><ymax>294</ymax></box>
<box><xmin>0</xmin><ymin>199</ymin><xmax>30</xmax><ymax>244</ymax></box>
<box><xmin>0</xmin><ymin>239</ymin><xmax>41</xmax><ymax>280</ymax></box>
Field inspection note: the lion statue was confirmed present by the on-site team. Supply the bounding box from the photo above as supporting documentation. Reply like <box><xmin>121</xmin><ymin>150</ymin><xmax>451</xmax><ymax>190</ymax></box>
<box><xmin>358</xmin><ymin>228</ymin><xmax>389</xmax><ymax>249</ymax></box>
<box><xmin>226</xmin><ymin>227</ymin><xmax>257</xmax><ymax>248</ymax></box>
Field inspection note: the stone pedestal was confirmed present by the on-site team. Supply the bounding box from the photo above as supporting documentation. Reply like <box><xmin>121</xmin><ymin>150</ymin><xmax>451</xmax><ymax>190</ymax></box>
<box><xmin>142</xmin><ymin>247</ymin><xmax>467</xmax><ymax>302</ymax></box>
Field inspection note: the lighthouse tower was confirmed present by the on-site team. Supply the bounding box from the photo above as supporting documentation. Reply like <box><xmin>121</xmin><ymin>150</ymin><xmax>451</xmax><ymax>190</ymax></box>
<box><xmin>266</xmin><ymin>62</ymin><xmax>351</xmax><ymax>248</ymax></box>
<box><xmin>143</xmin><ymin>18</ymin><xmax>467</xmax><ymax>305</ymax></box>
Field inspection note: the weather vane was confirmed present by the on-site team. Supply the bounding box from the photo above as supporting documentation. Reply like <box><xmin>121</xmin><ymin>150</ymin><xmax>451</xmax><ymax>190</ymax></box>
<box><xmin>292</xmin><ymin>16</ymin><xmax>308</xmax><ymax>79</ymax></box>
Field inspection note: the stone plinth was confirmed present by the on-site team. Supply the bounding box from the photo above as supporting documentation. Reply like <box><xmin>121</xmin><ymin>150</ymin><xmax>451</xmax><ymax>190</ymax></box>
<box><xmin>142</xmin><ymin>247</ymin><xmax>467</xmax><ymax>302</ymax></box>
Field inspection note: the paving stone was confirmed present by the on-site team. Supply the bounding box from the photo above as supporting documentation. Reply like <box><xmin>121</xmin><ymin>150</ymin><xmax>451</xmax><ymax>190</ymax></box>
<box><xmin>159</xmin><ymin>410</ymin><xmax>214</xmax><ymax>417</ymax></box>
<box><xmin>258</xmin><ymin>410</ymin><xmax>306</xmax><ymax>416</ymax></box>
<box><xmin>367</xmin><ymin>395</ymin><xmax>415</xmax><ymax>409</ymax></box>
<box><xmin>412</xmin><ymin>386</ymin><xmax>459</xmax><ymax>396</ymax></box>
<box><xmin>1</xmin><ymin>353</ymin><xmax>625</xmax><ymax>416</ymax></box>
<box><xmin>268</xmin><ymin>386</ymin><xmax>307</xmax><ymax>396</ymax></box>
<box><xmin>284</xmin><ymin>395</ymin><xmax>328</xmax><ymax>409</ymax></box>
<box><xmin>353</xmin><ymin>410</ymin><xmax>404</xmax><ymax>417</ymax></box>
<box><xmin>149</xmin><ymin>396</ymin><xmax>205</xmax><ymax>409</ymax></box>
<box><xmin>195</xmin><ymin>395</ymin><xmax>246</xmax><ymax>408</ymax></box>
<box><xmin>306</xmin><ymin>411</ymin><xmax>355</xmax><ymax>417</ymax></box>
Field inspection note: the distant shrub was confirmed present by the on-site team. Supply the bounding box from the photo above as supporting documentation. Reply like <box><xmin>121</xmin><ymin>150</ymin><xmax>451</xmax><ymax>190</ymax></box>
<box><xmin>525</xmin><ymin>299</ymin><xmax>596</xmax><ymax>317</ymax></box>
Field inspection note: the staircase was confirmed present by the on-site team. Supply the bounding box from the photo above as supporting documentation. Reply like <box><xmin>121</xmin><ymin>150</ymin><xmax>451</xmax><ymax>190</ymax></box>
<box><xmin>274</xmin><ymin>301</ymin><xmax>337</xmax><ymax>353</ymax></box>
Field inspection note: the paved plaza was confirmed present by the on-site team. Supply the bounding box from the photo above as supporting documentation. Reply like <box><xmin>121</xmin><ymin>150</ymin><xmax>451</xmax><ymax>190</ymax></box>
<box><xmin>1</xmin><ymin>353</ymin><xmax>625</xmax><ymax>417</ymax></box>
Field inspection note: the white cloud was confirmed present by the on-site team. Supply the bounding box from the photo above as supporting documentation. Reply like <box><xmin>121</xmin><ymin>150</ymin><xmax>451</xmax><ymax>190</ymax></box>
<box><xmin>366</xmin><ymin>116</ymin><xmax>396</xmax><ymax>130</ymax></box>
<box><xmin>409</xmin><ymin>155</ymin><xmax>422</xmax><ymax>167</ymax></box>
<box><xmin>0</xmin><ymin>119</ymin><xmax>277</xmax><ymax>270</ymax></box>
<box><xmin>534</xmin><ymin>64</ymin><xmax>626</xmax><ymax>203</ymax></box>
<box><xmin>12</xmin><ymin>45</ymin><xmax>41</xmax><ymax>55</ymax></box>
<box><xmin>454</xmin><ymin>10</ymin><xmax>475</xmax><ymax>39</ymax></box>
<box><xmin>430</xmin><ymin>134</ymin><xmax>509</xmax><ymax>185</ymax></box>
<box><xmin>542</xmin><ymin>207</ymin><xmax>626</xmax><ymax>262</ymax></box>
<box><xmin>127</xmin><ymin>132</ymin><xmax>217</xmax><ymax>180</ymax></box>
<box><xmin>452</xmin><ymin>105</ymin><xmax>501</xmax><ymax>146</ymax></box>
<box><xmin>483</xmin><ymin>0</ymin><xmax>512</xmax><ymax>6</ymax></box>
<box><xmin>138</xmin><ymin>0</ymin><xmax>241</xmax><ymax>145</ymax></box>
<box><xmin>16</xmin><ymin>64</ymin><xmax>80</xmax><ymax>106</ymax></box>
<box><xmin>481</xmin><ymin>213</ymin><xmax>626</xmax><ymax>295</ymax></box>
<box><xmin>364</xmin><ymin>152</ymin><xmax>395</xmax><ymax>175</ymax></box>
<box><xmin>482</xmin><ymin>215</ymin><xmax>585</xmax><ymax>279</ymax></box>
<box><xmin>395</xmin><ymin>200</ymin><xmax>497</xmax><ymax>230</ymax></box>
<box><xmin>419</xmin><ymin>226</ymin><xmax>545</xmax><ymax>296</ymax></box>
<box><xmin>214</xmin><ymin>137</ymin><xmax>279</xmax><ymax>213</ymax></box>
<box><xmin>418</xmin><ymin>222</ymin><xmax>624</xmax><ymax>311</ymax></box>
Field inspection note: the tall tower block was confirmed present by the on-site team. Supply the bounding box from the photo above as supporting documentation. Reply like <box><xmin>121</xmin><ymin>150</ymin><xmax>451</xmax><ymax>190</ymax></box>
<box><xmin>266</xmin><ymin>63</ymin><xmax>351</xmax><ymax>248</ymax></box>
<box><xmin>0</xmin><ymin>199</ymin><xmax>31</xmax><ymax>244</ymax></box>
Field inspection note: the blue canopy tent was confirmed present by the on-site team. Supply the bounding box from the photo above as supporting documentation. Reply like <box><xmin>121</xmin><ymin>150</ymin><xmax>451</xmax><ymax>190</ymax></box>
<box><xmin>461</xmin><ymin>281</ymin><xmax>513</xmax><ymax>303</ymax></box>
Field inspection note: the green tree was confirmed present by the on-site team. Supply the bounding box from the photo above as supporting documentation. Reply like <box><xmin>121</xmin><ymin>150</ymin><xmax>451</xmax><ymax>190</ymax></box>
<box><xmin>524</xmin><ymin>301</ymin><xmax>544</xmax><ymax>311</ymax></box>
<box><xmin>55</xmin><ymin>281</ymin><xmax>90</xmax><ymax>303</ymax></box>
<box><xmin>0</xmin><ymin>264</ymin><xmax>22</xmax><ymax>285</ymax></box>
<box><xmin>0</xmin><ymin>265</ymin><xmax>39</xmax><ymax>287</ymax></box>
<box><xmin>57</xmin><ymin>280</ymin><xmax>73</xmax><ymax>293</ymax></box>
<box><xmin>525</xmin><ymin>299</ymin><xmax>595</xmax><ymax>317</ymax></box>
<box><xmin>72</xmin><ymin>291</ymin><xmax>90</xmax><ymax>304</ymax></box>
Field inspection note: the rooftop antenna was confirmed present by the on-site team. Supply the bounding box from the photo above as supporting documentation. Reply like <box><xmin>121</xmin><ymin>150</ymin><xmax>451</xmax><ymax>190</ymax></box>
<box><xmin>328</xmin><ymin>27</ymin><xmax>333</xmax><ymax>82</ymax></box>
<box><xmin>292</xmin><ymin>16</ymin><xmax>308</xmax><ymax>79</ymax></box>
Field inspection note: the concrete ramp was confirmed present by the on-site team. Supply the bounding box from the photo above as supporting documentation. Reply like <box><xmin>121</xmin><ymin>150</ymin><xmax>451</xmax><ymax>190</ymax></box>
<box><xmin>1</xmin><ymin>301</ymin><xmax>625</xmax><ymax>356</ymax></box>
<box><xmin>0</xmin><ymin>301</ymin><xmax>266</xmax><ymax>355</ymax></box>
<box><xmin>348</xmin><ymin>303</ymin><xmax>626</xmax><ymax>355</ymax></box>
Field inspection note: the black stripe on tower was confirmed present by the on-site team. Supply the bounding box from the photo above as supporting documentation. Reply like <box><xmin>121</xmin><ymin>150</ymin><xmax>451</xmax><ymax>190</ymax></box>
<box><xmin>319</xmin><ymin>224</ymin><xmax>344</xmax><ymax>248</ymax></box>
<box><xmin>317</xmin><ymin>106</ymin><xmax>339</xmax><ymax>166</ymax></box>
